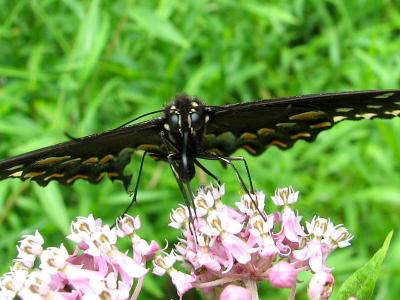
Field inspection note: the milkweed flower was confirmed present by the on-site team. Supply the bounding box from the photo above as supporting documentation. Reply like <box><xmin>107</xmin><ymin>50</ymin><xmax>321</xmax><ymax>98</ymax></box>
<box><xmin>1</xmin><ymin>184</ymin><xmax>352</xmax><ymax>300</ymax></box>
<box><xmin>0</xmin><ymin>214</ymin><xmax>159</xmax><ymax>300</ymax></box>
<box><xmin>153</xmin><ymin>184</ymin><xmax>352</xmax><ymax>300</ymax></box>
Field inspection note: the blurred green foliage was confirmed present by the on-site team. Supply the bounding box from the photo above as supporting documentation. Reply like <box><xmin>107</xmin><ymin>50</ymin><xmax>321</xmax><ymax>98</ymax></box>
<box><xmin>1</xmin><ymin>0</ymin><xmax>400</xmax><ymax>299</ymax></box>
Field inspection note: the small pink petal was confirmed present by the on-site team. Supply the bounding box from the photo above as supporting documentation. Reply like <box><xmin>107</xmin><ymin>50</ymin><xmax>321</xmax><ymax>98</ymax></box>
<box><xmin>267</xmin><ymin>261</ymin><xmax>297</xmax><ymax>288</ymax></box>
<box><xmin>220</xmin><ymin>285</ymin><xmax>252</xmax><ymax>300</ymax></box>
<box><xmin>114</xmin><ymin>253</ymin><xmax>148</xmax><ymax>278</ymax></box>
<box><xmin>308</xmin><ymin>271</ymin><xmax>335</xmax><ymax>300</ymax></box>
<box><xmin>221</xmin><ymin>234</ymin><xmax>251</xmax><ymax>264</ymax></box>
<box><xmin>170</xmin><ymin>269</ymin><xmax>195</xmax><ymax>297</ymax></box>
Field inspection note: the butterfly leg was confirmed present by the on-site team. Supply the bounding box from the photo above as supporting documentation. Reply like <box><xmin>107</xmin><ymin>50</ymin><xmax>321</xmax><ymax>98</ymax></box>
<box><xmin>199</xmin><ymin>153</ymin><xmax>266</xmax><ymax>220</ymax></box>
<box><xmin>167</xmin><ymin>153</ymin><xmax>197</xmax><ymax>239</ymax></box>
<box><xmin>111</xmin><ymin>151</ymin><xmax>150</xmax><ymax>229</ymax></box>
<box><xmin>194</xmin><ymin>159</ymin><xmax>222</xmax><ymax>185</ymax></box>
<box><xmin>223</xmin><ymin>156</ymin><xmax>254</xmax><ymax>193</ymax></box>
<box><xmin>124</xmin><ymin>151</ymin><xmax>148</xmax><ymax>211</ymax></box>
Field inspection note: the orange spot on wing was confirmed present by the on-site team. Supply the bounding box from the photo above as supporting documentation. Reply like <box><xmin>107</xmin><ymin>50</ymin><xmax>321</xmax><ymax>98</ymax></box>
<box><xmin>290</xmin><ymin>132</ymin><xmax>311</xmax><ymax>140</ymax></box>
<box><xmin>269</xmin><ymin>140</ymin><xmax>287</xmax><ymax>148</ymax></box>
<box><xmin>44</xmin><ymin>173</ymin><xmax>64</xmax><ymax>181</ymax></box>
<box><xmin>107</xmin><ymin>172</ymin><xmax>119</xmax><ymax>178</ymax></box>
<box><xmin>138</xmin><ymin>144</ymin><xmax>159</xmax><ymax>151</ymax></box>
<box><xmin>23</xmin><ymin>171</ymin><xmax>45</xmax><ymax>179</ymax></box>
<box><xmin>257</xmin><ymin>128</ymin><xmax>275</xmax><ymax>136</ymax></box>
<box><xmin>289</xmin><ymin>111</ymin><xmax>326</xmax><ymax>121</ymax></box>
<box><xmin>66</xmin><ymin>174</ymin><xmax>89</xmax><ymax>184</ymax></box>
<box><xmin>83</xmin><ymin>157</ymin><xmax>99</xmax><ymax>164</ymax></box>
<box><xmin>36</xmin><ymin>156</ymin><xmax>71</xmax><ymax>165</ymax></box>
<box><xmin>99</xmin><ymin>155</ymin><xmax>114</xmax><ymax>165</ymax></box>
<box><xmin>243</xmin><ymin>145</ymin><xmax>258</xmax><ymax>154</ymax></box>
<box><xmin>240</xmin><ymin>133</ymin><xmax>257</xmax><ymax>140</ymax></box>
<box><xmin>310</xmin><ymin>122</ymin><xmax>332</xmax><ymax>129</ymax></box>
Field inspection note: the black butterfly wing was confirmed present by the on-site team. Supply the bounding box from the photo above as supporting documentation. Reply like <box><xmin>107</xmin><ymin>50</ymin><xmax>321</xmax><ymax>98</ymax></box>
<box><xmin>204</xmin><ymin>90</ymin><xmax>400</xmax><ymax>156</ymax></box>
<box><xmin>0</xmin><ymin>119</ymin><xmax>165</xmax><ymax>189</ymax></box>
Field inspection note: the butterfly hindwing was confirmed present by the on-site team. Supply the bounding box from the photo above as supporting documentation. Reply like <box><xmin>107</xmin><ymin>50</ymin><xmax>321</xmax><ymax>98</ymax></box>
<box><xmin>0</xmin><ymin>119</ymin><xmax>165</xmax><ymax>189</ymax></box>
<box><xmin>204</xmin><ymin>90</ymin><xmax>400</xmax><ymax>156</ymax></box>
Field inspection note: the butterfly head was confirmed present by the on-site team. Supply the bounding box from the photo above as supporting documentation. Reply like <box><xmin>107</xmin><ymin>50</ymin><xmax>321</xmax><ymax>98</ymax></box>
<box><xmin>164</xmin><ymin>94</ymin><xmax>209</xmax><ymax>138</ymax></box>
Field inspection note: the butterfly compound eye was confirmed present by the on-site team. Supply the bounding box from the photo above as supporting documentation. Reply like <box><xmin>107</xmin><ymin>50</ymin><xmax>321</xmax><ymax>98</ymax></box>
<box><xmin>190</xmin><ymin>112</ymin><xmax>201</xmax><ymax>128</ymax></box>
<box><xmin>169</xmin><ymin>113</ymin><xmax>180</xmax><ymax>131</ymax></box>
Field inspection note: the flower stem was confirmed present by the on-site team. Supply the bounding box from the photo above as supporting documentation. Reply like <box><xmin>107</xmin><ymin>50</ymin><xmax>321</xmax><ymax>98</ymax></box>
<box><xmin>288</xmin><ymin>285</ymin><xmax>296</xmax><ymax>300</ymax></box>
<box><xmin>244</xmin><ymin>280</ymin><xmax>259</xmax><ymax>300</ymax></box>
<box><xmin>193</xmin><ymin>277</ymin><xmax>237</xmax><ymax>288</ymax></box>
<box><xmin>131</xmin><ymin>276</ymin><xmax>145</xmax><ymax>300</ymax></box>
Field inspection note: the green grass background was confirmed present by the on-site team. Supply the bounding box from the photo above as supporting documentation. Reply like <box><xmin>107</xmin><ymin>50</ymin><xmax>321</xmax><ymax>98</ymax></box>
<box><xmin>1</xmin><ymin>0</ymin><xmax>400</xmax><ymax>299</ymax></box>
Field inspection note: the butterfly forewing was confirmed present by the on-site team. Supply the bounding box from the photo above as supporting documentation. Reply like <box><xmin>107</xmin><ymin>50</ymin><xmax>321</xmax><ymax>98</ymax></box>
<box><xmin>0</xmin><ymin>119</ymin><xmax>165</xmax><ymax>189</ymax></box>
<box><xmin>204</xmin><ymin>90</ymin><xmax>400</xmax><ymax>156</ymax></box>
<box><xmin>2</xmin><ymin>90</ymin><xmax>400</xmax><ymax>189</ymax></box>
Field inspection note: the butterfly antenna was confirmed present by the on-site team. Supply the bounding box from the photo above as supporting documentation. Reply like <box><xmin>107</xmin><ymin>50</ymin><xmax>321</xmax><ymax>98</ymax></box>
<box><xmin>115</xmin><ymin>109</ymin><xmax>165</xmax><ymax>129</ymax></box>
<box><xmin>64</xmin><ymin>132</ymin><xmax>80</xmax><ymax>141</ymax></box>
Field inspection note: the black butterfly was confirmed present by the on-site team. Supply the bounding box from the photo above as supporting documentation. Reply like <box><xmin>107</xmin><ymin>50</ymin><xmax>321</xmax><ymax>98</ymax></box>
<box><xmin>1</xmin><ymin>90</ymin><xmax>400</xmax><ymax>221</ymax></box>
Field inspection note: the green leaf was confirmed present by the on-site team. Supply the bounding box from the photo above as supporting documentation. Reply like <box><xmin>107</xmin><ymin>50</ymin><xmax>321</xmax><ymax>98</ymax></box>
<box><xmin>142</xmin><ymin>274</ymin><xmax>164</xmax><ymax>298</ymax></box>
<box><xmin>129</xmin><ymin>8</ymin><xmax>189</xmax><ymax>48</ymax></box>
<box><xmin>242</xmin><ymin>2</ymin><xmax>298</xmax><ymax>25</ymax></box>
<box><xmin>336</xmin><ymin>231</ymin><xmax>393</xmax><ymax>300</ymax></box>
<box><xmin>33</xmin><ymin>184</ymin><xmax>70</xmax><ymax>235</ymax></box>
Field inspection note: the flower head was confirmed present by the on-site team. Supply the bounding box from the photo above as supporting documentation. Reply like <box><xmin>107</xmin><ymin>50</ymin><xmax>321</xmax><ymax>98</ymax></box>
<box><xmin>1</xmin><ymin>214</ymin><xmax>157</xmax><ymax>300</ymax></box>
<box><xmin>267</xmin><ymin>261</ymin><xmax>297</xmax><ymax>288</ymax></box>
<box><xmin>308</xmin><ymin>271</ymin><xmax>335</xmax><ymax>300</ymax></box>
<box><xmin>271</xmin><ymin>187</ymin><xmax>299</xmax><ymax>206</ymax></box>
<box><xmin>155</xmin><ymin>184</ymin><xmax>352</xmax><ymax>300</ymax></box>
<box><xmin>220</xmin><ymin>284</ymin><xmax>252</xmax><ymax>300</ymax></box>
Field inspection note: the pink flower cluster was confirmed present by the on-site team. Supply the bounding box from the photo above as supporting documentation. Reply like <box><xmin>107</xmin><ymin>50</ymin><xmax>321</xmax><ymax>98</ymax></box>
<box><xmin>0</xmin><ymin>214</ymin><xmax>159</xmax><ymax>300</ymax></box>
<box><xmin>154</xmin><ymin>185</ymin><xmax>353</xmax><ymax>300</ymax></box>
<box><xmin>0</xmin><ymin>184</ymin><xmax>353</xmax><ymax>300</ymax></box>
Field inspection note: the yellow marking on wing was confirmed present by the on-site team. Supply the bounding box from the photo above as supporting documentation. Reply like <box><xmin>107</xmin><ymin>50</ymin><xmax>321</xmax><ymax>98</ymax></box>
<box><xmin>36</xmin><ymin>156</ymin><xmax>71</xmax><ymax>165</ymax></box>
<box><xmin>210</xmin><ymin>148</ymin><xmax>224</xmax><ymax>156</ymax></box>
<box><xmin>44</xmin><ymin>173</ymin><xmax>64</xmax><ymax>181</ymax></box>
<box><xmin>83</xmin><ymin>157</ymin><xmax>99</xmax><ymax>164</ymax></box>
<box><xmin>99</xmin><ymin>154</ymin><xmax>114</xmax><ymax>165</ymax></box>
<box><xmin>62</xmin><ymin>158</ymin><xmax>82</xmax><ymax>164</ymax></box>
<box><xmin>394</xmin><ymin>102</ymin><xmax>400</xmax><ymax>105</ymax></box>
<box><xmin>355</xmin><ymin>113</ymin><xmax>377</xmax><ymax>120</ymax></box>
<box><xmin>6</xmin><ymin>164</ymin><xmax>24</xmax><ymax>171</ymax></box>
<box><xmin>333</xmin><ymin>116</ymin><xmax>347</xmax><ymax>122</ymax></box>
<box><xmin>107</xmin><ymin>172</ymin><xmax>120</xmax><ymax>178</ymax></box>
<box><xmin>374</xmin><ymin>92</ymin><xmax>394</xmax><ymax>99</ymax></box>
<box><xmin>310</xmin><ymin>122</ymin><xmax>332</xmax><ymax>129</ymax></box>
<box><xmin>289</xmin><ymin>111</ymin><xmax>326</xmax><ymax>121</ymax></box>
<box><xmin>336</xmin><ymin>108</ymin><xmax>353</xmax><ymax>113</ymax></box>
<box><xmin>243</xmin><ymin>145</ymin><xmax>258</xmax><ymax>154</ymax></box>
<box><xmin>257</xmin><ymin>128</ymin><xmax>275</xmax><ymax>136</ymax></box>
<box><xmin>385</xmin><ymin>110</ymin><xmax>400</xmax><ymax>116</ymax></box>
<box><xmin>269</xmin><ymin>140</ymin><xmax>287</xmax><ymax>148</ymax></box>
<box><xmin>24</xmin><ymin>171</ymin><xmax>45</xmax><ymax>179</ymax></box>
<box><xmin>138</xmin><ymin>144</ymin><xmax>159</xmax><ymax>151</ymax></box>
<box><xmin>204</xmin><ymin>133</ymin><xmax>217</xmax><ymax>140</ymax></box>
<box><xmin>95</xmin><ymin>174</ymin><xmax>105</xmax><ymax>182</ymax></box>
<box><xmin>66</xmin><ymin>174</ymin><xmax>89</xmax><ymax>184</ymax></box>
<box><xmin>276</xmin><ymin>122</ymin><xmax>297</xmax><ymax>128</ymax></box>
<box><xmin>291</xmin><ymin>132</ymin><xmax>311</xmax><ymax>140</ymax></box>
<box><xmin>240</xmin><ymin>132</ymin><xmax>257</xmax><ymax>140</ymax></box>
<box><xmin>10</xmin><ymin>171</ymin><xmax>23</xmax><ymax>177</ymax></box>
<box><xmin>367</xmin><ymin>105</ymin><xmax>382</xmax><ymax>109</ymax></box>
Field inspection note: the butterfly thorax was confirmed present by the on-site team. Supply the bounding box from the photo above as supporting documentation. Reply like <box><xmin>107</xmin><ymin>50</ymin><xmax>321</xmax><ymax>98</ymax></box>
<box><xmin>162</xmin><ymin>94</ymin><xmax>210</xmax><ymax>181</ymax></box>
